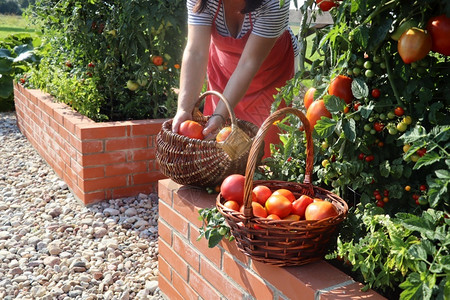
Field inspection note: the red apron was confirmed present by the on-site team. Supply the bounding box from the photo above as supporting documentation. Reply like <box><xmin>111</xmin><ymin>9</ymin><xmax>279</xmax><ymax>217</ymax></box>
<box><xmin>204</xmin><ymin>0</ymin><xmax>295</xmax><ymax>158</ymax></box>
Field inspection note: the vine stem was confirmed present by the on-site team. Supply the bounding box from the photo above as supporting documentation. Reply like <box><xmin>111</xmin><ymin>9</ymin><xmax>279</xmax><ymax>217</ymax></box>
<box><xmin>361</xmin><ymin>0</ymin><xmax>397</xmax><ymax>26</ymax></box>
<box><xmin>382</xmin><ymin>46</ymin><xmax>403</xmax><ymax>107</ymax></box>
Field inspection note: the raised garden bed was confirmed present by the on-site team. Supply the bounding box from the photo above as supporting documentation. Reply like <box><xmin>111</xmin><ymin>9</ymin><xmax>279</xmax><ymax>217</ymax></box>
<box><xmin>13</xmin><ymin>83</ymin><xmax>166</xmax><ymax>205</ymax></box>
<box><xmin>157</xmin><ymin>178</ymin><xmax>386</xmax><ymax>299</ymax></box>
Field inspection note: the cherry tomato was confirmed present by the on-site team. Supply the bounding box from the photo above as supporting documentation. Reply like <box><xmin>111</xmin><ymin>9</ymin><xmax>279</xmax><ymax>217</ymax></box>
<box><xmin>373</xmin><ymin>122</ymin><xmax>384</xmax><ymax>132</ymax></box>
<box><xmin>376</xmin><ymin>200</ymin><xmax>385</xmax><ymax>207</ymax></box>
<box><xmin>405</xmin><ymin>185</ymin><xmax>411</xmax><ymax>191</ymax></box>
<box><xmin>426</xmin><ymin>15</ymin><xmax>450</xmax><ymax>56</ymax></box>
<box><xmin>417</xmin><ymin>148</ymin><xmax>427</xmax><ymax>157</ymax></box>
<box><xmin>397</xmin><ymin>122</ymin><xmax>408</xmax><ymax>132</ymax></box>
<box><xmin>420</xmin><ymin>185</ymin><xmax>427</xmax><ymax>191</ymax></box>
<box><xmin>353</xmin><ymin>101</ymin><xmax>361</xmax><ymax>111</ymax></box>
<box><xmin>152</xmin><ymin>56</ymin><xmax>164</xmax><ymax>66</ymax></box>
<box><xmin>365</xmin><ymin>155</ymin><xmax>375</xmax><ymax>162</ymax></box>
<box><xmin>398</xmin><ymin>28</ymin><xmax>432</xmax><ymax>64</ymax></box>
<box><xmin>358</xmin><ymin>153</ymin><xmax>365</xmax><ymax>160</ymax></box>
<box><xmin>394</xmin><ymin>106</ymin><xmax>405</xmax><ymax>116</ymax></box>
<box><xmin>371</xmin><ymin>89</ymin><xmax>380</xmax><ymax>98</ymax></box>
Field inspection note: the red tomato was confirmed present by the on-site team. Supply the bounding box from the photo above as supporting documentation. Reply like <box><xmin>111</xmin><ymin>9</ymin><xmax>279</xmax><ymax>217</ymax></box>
<box><xmin>394</xmin><ymin>106</ymin><xmax>405</xmax><ymax>116</ymax></box>
<box><xmin>179</xmin><ymin>120</ymin><xmax>204</xmax><ymax>140</ymax></box>
<box><xmin>373</xmin><ymin>122</ymin><xmax>384</xmax><ymax>132</ymax></box>
<box><xmin>223</xmin><ymin>200</ymin><xmax>240</xmax><ymax>211</ymax></box>
<box><xmin>328</xmin><ymin>75</ymin><xmax>353</xmax><ymax>104</ymax></box>
<box><xmin>371</xmin><ymin>89</ymin><xmax>380</xmax><ymax>98</ymax></box>
<box><xmin>305</xmin><ymin>201</ymin><xmax>338</xmax><ymax>220</ymax></box>
<box><xmin>426</xmin><ymin>15</ymin><xmax>450</xmax><ymax>56</ymax></box>
<box><xmin>303</xmin><ymin>87</ymin><xmax>316</xmax><ymax>110</ymax></box>
<box><xmin>283</xmin><ymin>214</ymin><xmax>301</xmax><ymax>221</ymax></box>
<box><xmin>272</xmin><ymin>189</ymin><xmax>296</xmax><ymax>203</ymax></box>
<box><xmin>265</xmin><ymin>195</ymin><xmax>292</xmax><ymax>219</ymax></box>
<box><xmin>316</xmin><ymin>0</ymin><xmax>337</xmax><ymax>11</ymax></box>
<box><xmin>291</xmin><ymin>195</ymin><xmax>314</xmax><ymax>219</ymax></box>
<box><xmin>221</xmin><ymin>174</ymin><xmax>245</xmax><ymax>205</ymax></box>
<box><xmin>266</xmin><ymin>214</ymin><xmax>281</xmax><ymax>220</ymax></box>
<box><xmin>252</xmin><ymin>185</ymin><xmax>272</xmax><ymax>206</ymax></box>
<box><xmin>216</xmin><ymin>126</ymin><xmax>231</xmax><ymax>142</ymax></box>
<box><xmin>152</xmin><ymin>56</ymin><xmax>164</xmax><ymax>66</ymax></box>
<box><xmin>249</xmin><ymin>202</ymin><xmax>268</xmax><ymax>218</ymax></box>
<box><xmin>398</xmin><ymin>28</ymin><xmax>432</xmax><ymax>64</ymax></box>
<box><xmin>306</xmin><ymin>100</ymin><xmax>332</xmax><ymax>132</ymax></box>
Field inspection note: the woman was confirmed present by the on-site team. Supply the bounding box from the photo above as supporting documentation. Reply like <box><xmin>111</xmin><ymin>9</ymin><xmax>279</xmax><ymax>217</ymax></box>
<box><xmin>172</xmin><ymin>0</ymin><xmax>299</xmax><ymax>157</ymax></box>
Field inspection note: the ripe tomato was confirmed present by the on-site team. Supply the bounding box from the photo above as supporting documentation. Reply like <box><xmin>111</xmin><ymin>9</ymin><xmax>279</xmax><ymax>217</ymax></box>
<box><xmin>179</xmin><ymin>120</ymin><xmax>204</xmax><ymax>140</ymax></box>
<box><xmin>252</xmin><ymin>185</ymin><xmax>272</xmax><ymax>206</ymax></box>
<box><xmin>250</xmin><ymin>202</ymin><xmax>268</xmax><ymax>218</ymax></box>
<box><xmin>328</xmin><ymin>75</ymin><xmax>353</xmax><ymax>104</ymax></box>
<box><xmin>398</xmin><ymin>28</ymin><xmax>432</xmax><ymax>64</ymax></box>
<box><xmin>216</xmin><ymin>126</ymin><xmax>232</xmax><ymax>142</ymax></box>
<box><xmin>303</xmin><ymin>87</ymin><xmax>317</xmax><ymax>110</ymax></box>
<box><xmin>394</xmin><ymin>106</ymin><xmax>405</xmax><ymax>116</ymax></box>
<box><xmin>152</xmin><ymin>55</ymin><xmax>164</xmax><ymax>66</ymax></box>
<box><xmin>306</xmin><ymin>100</ymin><xmax>332</xmax><ymax>131</ymax></box>
<box><xmin>417</xmin><ymin>148</ymin><xmax>427</xmax><ymax>157</ymax></box>
<box><xmin>266</xmin><ymin>214</ymin><xmax>281</xmax><ymax>220</ymax></box>
<box><xmin>291</xmin><ymin>195</ymin><xmax>314</xmax><ymax>219</ymax></box>
<box><xmin>373</xmin><ymin>122</ymin><xmax>384</xmax><ymax>132</ymax></box>
<box><xmin>265</xmin><ymin>194</ymin><xmax>292</xmax><ymax>219</ymax></box>
<box><xmin>272</xmin><ymin>189</ymin><xmax>296</xmax><ymax>203</ymax></box>
<box><xmin>371</xmin><ymin>88</ymin><xmax>380</xmax><ymax>98</ymax></box>
<box><xmin>283</xmin><ymin>214</ymin><xmax>301</xmax><ymax>221</ymax></box>
<box><xmin>221</xmin><ymin>174</ymin><xmax>245</xmax><ymax>205</ymax></box>
<box><xmin>426</xmin><ymin>15</ymin><xmax>450</xmax><ymax>56</ymax></box>
<box><xmin>305</xmin><ymin>200</ymin><xmax>338</xmax><ymax>220</ymax></box>
<box><xmin>223</xmin><ymin>200</ymin><xmax>240</xmax><ymax>211</ymax></box>
<box><xmin>316</xmin><ymin>0</ymin><xmax>337</xmax><ymax>11</ymax></box>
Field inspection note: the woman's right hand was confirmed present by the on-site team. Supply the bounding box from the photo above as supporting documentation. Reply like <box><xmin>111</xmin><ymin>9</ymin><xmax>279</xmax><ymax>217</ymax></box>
<box><xmin>172</xmin><ymin>110</ymin><xmax>192</xmax><ymax>133</ymax></box>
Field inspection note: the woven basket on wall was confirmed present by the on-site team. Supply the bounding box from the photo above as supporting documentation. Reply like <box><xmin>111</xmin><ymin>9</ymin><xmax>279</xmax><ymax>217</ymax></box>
<box><xmin>156</xmin><ymin>91</ymin><xmax>263</xmax><ymax>188</ymax></box>
<box><xmin>216</xmin><ymin>107</ymin><xmax>349</xmax><ymax>267</ymax></box>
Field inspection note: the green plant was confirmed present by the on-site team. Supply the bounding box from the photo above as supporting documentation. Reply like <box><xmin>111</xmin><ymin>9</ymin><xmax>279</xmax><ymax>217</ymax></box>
<box><xmin>25</xmin><ymin>0</ymin><xmax>186</xmax><ymax>121</ymax></box>
<box><xmin>197</xmin><ymin>207</ymin><xmax>235</xmax><ymax>248</ymax></box>
<box><xmin>0</xmin><ymin>33</ymin><xmax>40</xmax><ymax>111</ymax></box>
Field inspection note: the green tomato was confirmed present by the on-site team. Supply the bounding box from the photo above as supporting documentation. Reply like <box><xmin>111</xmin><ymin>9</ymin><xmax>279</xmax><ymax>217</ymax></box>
<box><xmin>370</xmin><ymin>129</ymin><xmax>376</xmax><ymax>135</ymax></box>
<box><xmin>403</xmin><ymin>116</ymin><xmax>412</xmax><ymax>125</ymax></box>
<box><xmin>397</xmin><ymin>122</ymin><xmax>408</xmax><ymax>132</ymax></box>
<box><xmin>364</xmin><ymin>124</ymin><xmax>372</xmax><ymax>131</ymax></box>
<box><xmin>365</xmin><ymin>69</ymin><xmax>375</xmax><ymax>78</ymax></box>
<box><xmin>364</xmin><ymin>61</ymin><xmax>372</xmax><ymax>69</ymax></box>
<box><xmin>418</xmin><ymin>196</ymin><xmax>428</xmax><ymax>205</ymax></box>
<box><xmin>322</xmin><ymin>159</ymin><xmax>330</xmax><ymax>167</ymax></box>
<box><xmin>379</xmin><ymin>113</ymin><xmax>386</xmax><ymax>120</ymax></box>
<box><xmin>387</xmin><ymin>111</ymin><xmax>396</xmax><ymax>119</ymax></box>
<box><xmin>321</xmin><ymin>140</ymin><xmax>329</xmax><ymax>149</ymax></box>
<box><xmin>347</xmin><ymin>69</ymin><xmax>353</xmax><ymax>76</ymax></box>
<box><xmin>126</xmin><ymin>80</ymin><xmax>139</xmax><ymax>91</ymax></box>
<box><xmin>373</xmin><ymin>55</ymin><xmax>382</xmax><ymax>63</ymax></box>
<box><xmin>388</xmin><ymin>127</ymin><xmax>398</xmax><ymax>135</ymax></box>
<box><xmin>356</xmin><ymin>58</ymin><xmax>365</xmax><ymax>66</ymax></box>
<box><xmin>353</xmin><ymin>114</ymin><xmax>361</xmax><ymax>121</ymax></box>
<box><xmin>379</xmin><ymin>62</ymin><xmax>386</xmax><ymax>69</ymax></box>
<box><xmin>352</xmin><ymin>67</ymin><xmax>361</xmax><ymax>76</ymax></box>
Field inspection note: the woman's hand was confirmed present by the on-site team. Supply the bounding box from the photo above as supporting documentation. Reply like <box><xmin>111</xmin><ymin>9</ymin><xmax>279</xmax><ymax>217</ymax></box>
<box><xmin>202</xmin><ymin>114</ymin><xmax>226</xmax><ymax>140</ymax></box>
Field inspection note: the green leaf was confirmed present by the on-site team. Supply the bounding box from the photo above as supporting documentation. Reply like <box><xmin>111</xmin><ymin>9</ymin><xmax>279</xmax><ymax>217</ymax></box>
<box><xmin>428</xmin><ymin>102</ymin><xmax>444</xmax><ymax>124</ymax></box>
<box><xmin>359</xmin><ymin>102</ymin><xmax>375</xmax><ymax>119</ymax></box>
<box><xmin>343</xmin><ymin>118</ymin><xmax>356</xmax><ymax>142</ymax></box>
<box><xmin>352</xmin><ymin>25</ymin><xmax>370</xmax><ymax>48</ymax></box>
<box><xmin>413</xmin><ymin>152</ymin><xmax>441</xmax><ymax>170</ymax></box>
<box><xmin>399</xmin><ymin>272</ymin><xmax>433</xmax><ymax>300</ymax></box>
<box><xmin>379</xmin><ymin>160</ymin><xmax>391</xmax><ymax>178</ymax></box>
<box><xmin>408</xmin><ymin>244</ymin><xmax>427</xmax><ymax>261</ymax></box>
<box><xmin>351</xmin><ymin>77</ymin><xmax>369</xmax><ymax>99</ymax></box>
<box><xmin>324</xmin><ymin>95</ymin><xmax>345</xmax><ymax>113</ymax></box>
<box><xmin>435</xmin><ymin>169</ymin><xmax>450</xmax><ymax>179</ymax></box>
<box><xmin>0</xmin><ymin>79</ymin><xmax>13</xmax><ymax>99</ymax></box>
<box><xmin>399</xmin><ymin>126</ymin><xmax>428</xmax><ymax>144</ymax></box>
<box><xmin>314</xmin><ymin>118</ymin><xmax>337</xmax><ymax>138</ymax></box>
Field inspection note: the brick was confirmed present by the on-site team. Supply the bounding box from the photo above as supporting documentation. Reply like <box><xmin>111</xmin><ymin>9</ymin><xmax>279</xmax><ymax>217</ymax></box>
<box><xmin>80</xmin><ymin>166</ymin><xmax>105</xmax><ymax>179</ymax></box>
<box><xmin>105</xmin><ymin>161</ymin><xmax>147</xmax><ymax>177</ymax></box>
<box><xmin>158</xmin><ymin>273</ymin><xmax>183</xmax><ymax>300</ymax></box>
<box><xmin>190</xmin><ymin>225</ymin><xmax>222</xmax><ymax>268</ymax></box>
<box><xmin>79</xmin><ymin>190</ymin><xmax>106</xmax><ymax>206</ymax></box>
<box><xmin>132</xmin><ymin>171</ymin><xmax>165</xmax><ymax>185</ymax></box>
<box><xmin>158</xmin><ymin>251</ymin><xmax>172</xmax><ymax>281</ymax></box>
<box><xmin>78</xmin><ymin>124</ymin><xmax>127</xmax><ymax>140</ymax></box>
<box><xmin>81</xmin><ymin>140</ymin><xmax>104</xmax><ymax>154</ymax></box>
<box><xmin>199</xmin><ymin>257</ymin><xmax>245</xmax><ymax>300</ymax></box>
<box><xmin>319</xmin><ymin>282</ymin><xmax>386</xmax><ymax>300</ymax></box>
<box><xmin>173</xmin><ymin>186</ymin><xmax>217</xmax><ymax>228</ymax></box>
<box><xmin>110</xmin><ymin>185</ymin><xmax>155</xmax><ymax>200</ymax></box>
<box><xmin>130</xmin><ymin>119</ymin><xmax>165</xmax><ymax>136</ymax></box>
<box><xmin>251</xmin><ymin>260</ymin><xmax>353</xmax><ymax>300</ymax></box>
<box><xmin>105</xmin><ymin>136</ymin><xmax>148</xmax><ymax>151</ymax></box>
<box><xmin>81</xmin><ymin>176</ymin><xmax>127</xmax><ymax>192</ymax></box>
<box><xmin>172</xmin><ymin>269</ymin><xmax>198</xmax><ymax>300</ymax></box>
<box><xmin>158</xmin><ymin>201</ymin><xmax>189</xmax><ymax>238</ymax></box>
<box><xmin>130</xmin><ymin>148</ymin><xmax>156</xmax><ymax>161</ymax></box>
<box><xmin>159</xmin><ymin>239</ymin><xmax>188</xmax><ymax>280</ymax></box>
<box><xmin>81</xmin><ymin>151</ymin><xmax>127</xmax><ymax>167</ymax></box>
<box><xmin>173</xmin><ymin>233</ymin><xmax>200</xmax><ymax>272</ymax></box>
<box><xmin>223</xmin><ymin>252</ymin><xmax>274</xmax><ymax>300</ymax></box>
<box><xmin>158</xmin><ymin>219</ymin><xmax>173</xmax><ymax>246</ymax></box>
<box><xmin>189</xmin><ymin>268</ymin><xmax>222</xmax><ymax>300</ymax></box>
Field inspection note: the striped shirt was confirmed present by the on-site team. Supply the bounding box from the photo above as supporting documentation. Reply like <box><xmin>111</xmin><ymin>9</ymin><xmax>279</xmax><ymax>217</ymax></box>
<box><xmin>187</xmin><ymin>0</ymin><xmax>299</xmax><ymax>56</ymax></box>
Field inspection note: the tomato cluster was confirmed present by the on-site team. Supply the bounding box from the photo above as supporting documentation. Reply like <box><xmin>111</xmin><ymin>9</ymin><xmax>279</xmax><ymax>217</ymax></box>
<box><xmin>220</xmin><ymin>175</ymin><xmax>339</xmax><ymax>222</ymax></box>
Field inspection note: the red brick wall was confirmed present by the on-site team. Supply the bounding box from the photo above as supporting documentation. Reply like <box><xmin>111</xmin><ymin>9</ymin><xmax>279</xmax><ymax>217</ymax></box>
<box><xmin>13</xmin><ymin>83</ymin><xmax>166</xmax><ymax>205</ymax></box>
<box><xmin>158</xmin><ymin>179</ymin><xmax>386</xmax><ymax>300</ymax></box>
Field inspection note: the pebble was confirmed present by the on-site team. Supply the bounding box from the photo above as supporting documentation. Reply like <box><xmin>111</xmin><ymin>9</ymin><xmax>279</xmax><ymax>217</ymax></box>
<box><xmin>0</xmin><ymin>113</ymin><xmax>166</xmax><ymax>299</ymax></box>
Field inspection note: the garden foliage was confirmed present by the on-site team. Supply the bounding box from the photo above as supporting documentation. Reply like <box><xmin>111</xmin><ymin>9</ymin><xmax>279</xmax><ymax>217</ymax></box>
<box><xmin>264</xmin><ymin>0</ymin><xmax>449</xmax><ymax>298</ymax></box>
<box><xmin>25</xmin><ymin>0</ymin><xmax>186</xmax><ymax>121</ymax></box>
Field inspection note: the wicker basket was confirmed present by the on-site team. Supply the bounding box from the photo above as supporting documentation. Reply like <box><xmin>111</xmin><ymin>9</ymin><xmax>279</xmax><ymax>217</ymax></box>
<box><xmin>216</xmin><ymin>107</ymin><xmax>348</xmax><ymax>267</ymax></box>
<box><xmin>156</xmin><ymin>91</ymin><xmax>263</xmax><ymax>188</ymax></box>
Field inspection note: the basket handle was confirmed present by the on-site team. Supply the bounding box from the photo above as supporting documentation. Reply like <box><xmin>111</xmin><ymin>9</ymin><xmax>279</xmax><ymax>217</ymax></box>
<box><xmin>195</xmin><ymin>91</ymin><xmax>237</xmax><ymax>126</ymax></box>
<box><xmin>242</xmin><ymin>107</ymin><xmax>314</xmax><ymax>218</ymax></box>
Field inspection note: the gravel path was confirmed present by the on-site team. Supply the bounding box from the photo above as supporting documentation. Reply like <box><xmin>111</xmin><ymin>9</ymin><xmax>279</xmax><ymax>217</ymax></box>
<box><xmin>0</xmin><ymin>112</ymin><xmax>165</xmax><ymax>300</ymax></box>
